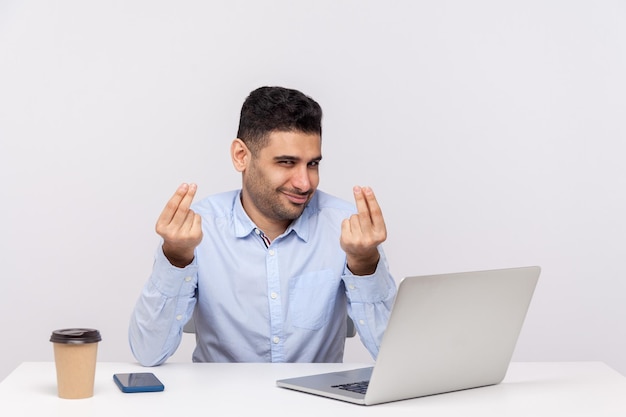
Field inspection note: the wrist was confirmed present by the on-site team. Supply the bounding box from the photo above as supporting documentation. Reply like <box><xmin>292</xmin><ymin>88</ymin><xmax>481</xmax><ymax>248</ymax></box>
<box><xmin>346</xmin><ymin>252</ymin><xmax>380</xmax><ymax>276</ymax></box>
<box><xmin>162</xmin><ymin>244</ymin><xmax>194</xmax><ymax>268</ymax></box>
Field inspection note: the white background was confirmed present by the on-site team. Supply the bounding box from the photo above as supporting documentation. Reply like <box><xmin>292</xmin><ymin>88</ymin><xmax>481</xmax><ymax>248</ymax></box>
<box><xmin>1</xmin><ymin>1</ymin><xmax>624</xmax><ymax>382</ymax></box>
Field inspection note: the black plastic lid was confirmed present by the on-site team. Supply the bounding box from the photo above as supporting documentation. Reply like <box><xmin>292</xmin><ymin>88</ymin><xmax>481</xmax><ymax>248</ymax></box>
<box><xmin>50</xmin><ymin>328</ymin><xmax>102</xmax><ymax>344</ymax></box>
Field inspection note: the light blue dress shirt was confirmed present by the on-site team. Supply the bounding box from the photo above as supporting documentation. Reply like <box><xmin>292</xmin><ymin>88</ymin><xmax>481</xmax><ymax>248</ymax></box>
<box><xmin>129</xmin><ymin>189</ymin><xmax>397</xmax><ymax>366</ymax></box>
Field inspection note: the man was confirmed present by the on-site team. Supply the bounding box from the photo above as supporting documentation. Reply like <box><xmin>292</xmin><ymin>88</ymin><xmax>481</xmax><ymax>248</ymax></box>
<box><xmin>129</xmin><ymin>86</ymin><xmax>397</xmax><ymax>366</ymax></box>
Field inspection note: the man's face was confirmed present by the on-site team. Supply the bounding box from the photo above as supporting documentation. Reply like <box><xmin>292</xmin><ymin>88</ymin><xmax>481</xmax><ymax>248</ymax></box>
<box><xmin>241</xmin><ymin>130</ymin><xmax>322</xmax><ymax>229</ymax></box>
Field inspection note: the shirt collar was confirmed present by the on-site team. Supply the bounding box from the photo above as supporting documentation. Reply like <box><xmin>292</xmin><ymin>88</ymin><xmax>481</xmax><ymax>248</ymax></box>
<box><xmin>232</xmin><ymin>190</ymin><xmax>318</xmax><ymax>243</ymax></box>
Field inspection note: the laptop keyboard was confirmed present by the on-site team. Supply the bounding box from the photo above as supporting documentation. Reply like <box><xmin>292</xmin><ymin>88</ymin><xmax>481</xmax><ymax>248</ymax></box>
<box><xmin>332</xmin><ymin>380</ymin><xmax>369</xmax><ymax>394</ymax></box>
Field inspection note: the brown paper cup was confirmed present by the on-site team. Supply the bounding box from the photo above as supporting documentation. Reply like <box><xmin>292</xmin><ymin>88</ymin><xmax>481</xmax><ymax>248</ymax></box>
<box><xmin>50</xmin><ymin>328</ymin><xmax>102</xmax><ymax>399</ymax></box>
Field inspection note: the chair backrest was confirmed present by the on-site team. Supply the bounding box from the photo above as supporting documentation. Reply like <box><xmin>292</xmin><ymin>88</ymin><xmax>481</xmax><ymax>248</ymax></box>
<box><xmin>345</xmin><ymin>315</ymin><xmax>356</xmax><ymax>337</ymax></box>
<box><xmin>182</xmin><ymin>315</ymin><xmax>197</xmax><ymax>334</ymax></box>
<box><xmin>183</xmin><ymin>315</ymin><xmax>356</xmax><ymax>338</ymax></box>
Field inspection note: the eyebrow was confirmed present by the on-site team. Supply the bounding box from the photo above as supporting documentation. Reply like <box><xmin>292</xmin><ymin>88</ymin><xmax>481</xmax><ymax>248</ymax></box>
<box><xmin>273</xmin><ymin>155</ymin><xmax>323</xmax><ymax>163</ymax></box>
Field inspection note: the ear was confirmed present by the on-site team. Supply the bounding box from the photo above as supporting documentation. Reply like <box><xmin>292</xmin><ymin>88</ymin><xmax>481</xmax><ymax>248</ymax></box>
<box><xmin>231</xmin><ymin>139</ymin><xmax>250</xmax><ymax>172</ymax></box>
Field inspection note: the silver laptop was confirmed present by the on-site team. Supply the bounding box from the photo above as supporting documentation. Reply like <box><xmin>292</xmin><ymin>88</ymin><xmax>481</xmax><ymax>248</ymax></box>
<box><xmin>276</xmin><ymin>265</ymin><xmax>541</xmax><ymax>405</ymax></box>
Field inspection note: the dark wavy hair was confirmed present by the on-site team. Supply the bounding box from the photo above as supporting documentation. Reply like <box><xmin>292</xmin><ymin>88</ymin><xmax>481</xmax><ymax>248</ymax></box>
<box><xmin>236</xmin><ymin>86</ymin><xmax>323</xmax><ymax>154</ymax></box>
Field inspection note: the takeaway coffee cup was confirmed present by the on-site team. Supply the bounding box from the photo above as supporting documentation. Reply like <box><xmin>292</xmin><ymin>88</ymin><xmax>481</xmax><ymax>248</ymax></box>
<box><xmin>50</xmin><ymin>328</ymin><xmax>102</xmax><ymax>399</ymax></box>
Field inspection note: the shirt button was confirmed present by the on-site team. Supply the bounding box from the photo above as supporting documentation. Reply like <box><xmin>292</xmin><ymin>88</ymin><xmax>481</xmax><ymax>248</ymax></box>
<box><xmin>176</xmin><ymin>315</ymin><xmax>183</xmax><ymax>321</ymax></box>
<box><xmin>348</xmin><ymin>284</ymin><xmax>356</xmax><ymax>290</ymax></box>
<box><xmin>268</xmin><ymin>249</ymin><xmax>275</xmax><ymax>256</ymax></box>
<box><xmin>184</xmin><ymin>276</ymin><xmax>192</xmax><ymax>282</ymax></box>
<box><xmin>273</xmin><ymin>336</ymin><xmax>280</xmax><ymax>344</ymax></box>
<box><xmin>359</xmin><ymin>319</ymin><xmax>365</xmax><ymax>325</ymax></box>
<box><xmin>270</xmin><ymin>292</ymin><xmax>278</xmax><ymax>299</ymax></box>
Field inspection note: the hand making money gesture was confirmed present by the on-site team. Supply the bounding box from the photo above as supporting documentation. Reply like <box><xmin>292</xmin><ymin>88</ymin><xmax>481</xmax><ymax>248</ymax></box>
<box><xmin>155</xmin><ymin>183</ymin><xmax>203</xmax><ymax>268</ymax></box>
<box><xmin>340</xmin><ymin>186</ymin><xmax>387</xmax><ymax>276</ymax></box>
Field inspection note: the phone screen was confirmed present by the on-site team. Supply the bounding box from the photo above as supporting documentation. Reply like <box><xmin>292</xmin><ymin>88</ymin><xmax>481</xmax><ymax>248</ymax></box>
<box><xmin>113</xmin><ymin>372</ymin><xmax>165</xmax><ymax>393</ymax></box>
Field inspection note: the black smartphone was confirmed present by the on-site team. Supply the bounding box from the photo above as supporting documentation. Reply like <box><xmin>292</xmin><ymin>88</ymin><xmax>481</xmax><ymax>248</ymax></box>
<box><xmin>113</xmin><ymin>372</ymin><xmax>165</xmax><ymax>393</ymax></box>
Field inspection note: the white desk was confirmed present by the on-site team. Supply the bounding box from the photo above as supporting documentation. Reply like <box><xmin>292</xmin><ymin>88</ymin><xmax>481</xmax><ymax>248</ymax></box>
<box><xmin>0</xmin><ymin>362</ymin><xmax>624</xmax><ymax>416</ymax></box>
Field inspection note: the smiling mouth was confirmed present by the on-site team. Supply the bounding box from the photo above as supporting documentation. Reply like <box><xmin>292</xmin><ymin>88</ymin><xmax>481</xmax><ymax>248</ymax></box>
<box><xmin>282</xmin><ymin>191</ymin><xmax>310</xmax><ymax>205</ymax></box>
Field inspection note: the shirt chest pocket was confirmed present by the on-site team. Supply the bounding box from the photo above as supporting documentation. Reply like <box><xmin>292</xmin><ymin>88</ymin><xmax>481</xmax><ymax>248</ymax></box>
<box><xmin>288</xmin><ymin>269</ymin><xmax>341</xmax><ymax>330</ymax></box>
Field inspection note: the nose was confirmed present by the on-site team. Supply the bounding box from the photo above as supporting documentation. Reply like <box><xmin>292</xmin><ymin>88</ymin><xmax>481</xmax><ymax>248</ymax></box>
<box><xmin>291</xmin><ymin>165</ymin><xmax>312</xmax><ymax>192</ymax></box>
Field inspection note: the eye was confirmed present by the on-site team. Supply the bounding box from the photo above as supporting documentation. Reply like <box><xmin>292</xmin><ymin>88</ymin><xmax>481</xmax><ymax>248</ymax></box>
<box><xmin>308</xmin><ymin>160</ymin><xmax>321</xmax><ymax>167</ymax></box>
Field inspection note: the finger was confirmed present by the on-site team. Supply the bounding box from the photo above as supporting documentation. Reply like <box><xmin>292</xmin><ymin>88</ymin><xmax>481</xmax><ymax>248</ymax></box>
<box><xmin>170</xmin><ymin>183</ymin><xmax>198</xmax><ymax>227</ymax></box>
<box><xmin>187</xmin><ymin>210</ymin><xmax>203</xmax><ymax>234</ymax></box>
<box><xmin>361</xmin><ymin>187</ymin><xmax>386</xmax><ymax>230</ymax></box>
<box><xmin>352</xmin><ymin>186</ymin><xmax>373</xmax><ymax>226</ymax></box>
<box><xmin>157</xmin><ymin>183</ymin><xmax>190</xmax><ymax>227</ymax></box>
<box><xmin>340</xmin><ymin>217</ymin><xmax>357</xmax><ymax>252</ymax></box>
<box><xmin>340</xmin><ymin>218</ymin><xmax>352</xmax><ymax>239</ymax></box>
<box><xmin>157</xmin><ymin>183</ymin><xmax>198</xmax><ymax>233</ymax></box>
